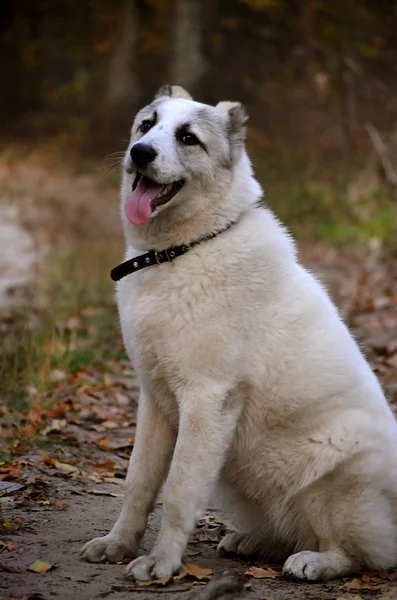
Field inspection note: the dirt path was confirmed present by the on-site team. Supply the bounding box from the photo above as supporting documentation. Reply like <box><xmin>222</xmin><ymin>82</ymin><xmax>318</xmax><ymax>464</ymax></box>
<box><xmin>1</xmin><ymin>150</ymin><xmax>397</xmax><ymax>600</ymax></box>
<box><xmin>3</xmin><ymin>413</ymin><xmax>397</xmax><ymax>600</ymax></box>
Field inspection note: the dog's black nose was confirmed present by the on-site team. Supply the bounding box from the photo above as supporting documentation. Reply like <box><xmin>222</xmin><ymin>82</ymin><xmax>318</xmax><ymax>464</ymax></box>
<box><xmin>130</xmin><ymin>143</ymin><xmax>157</xmax><ymax>168</ymax></box>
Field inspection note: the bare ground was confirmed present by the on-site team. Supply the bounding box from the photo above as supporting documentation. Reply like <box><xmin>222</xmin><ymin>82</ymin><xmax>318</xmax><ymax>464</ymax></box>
<box><xmin>1</xmin><ymin>148</ymin><xmax>397</xmax><ymax>600</ymax></box>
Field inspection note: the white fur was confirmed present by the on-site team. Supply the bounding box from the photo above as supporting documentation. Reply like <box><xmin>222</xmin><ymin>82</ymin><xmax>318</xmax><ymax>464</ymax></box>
<box><xmin>81</xmin><ymin>88</ymin><xmax>397</xmax><ymax>582</ymax></box>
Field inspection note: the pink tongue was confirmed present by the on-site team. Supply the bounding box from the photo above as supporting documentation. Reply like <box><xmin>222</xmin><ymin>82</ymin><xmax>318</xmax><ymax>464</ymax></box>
<box><xmin>125</xmin><ymin>178</ymin><xmax>163</xmax><ymax>225</ymax></box>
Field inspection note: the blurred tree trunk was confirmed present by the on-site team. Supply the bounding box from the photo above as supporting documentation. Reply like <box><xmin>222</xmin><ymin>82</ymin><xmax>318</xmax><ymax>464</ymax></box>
<box><xmin>336</xmin><ymin>54</ymin><xmax>357</xmax><ymax>165</ymax></box>
<box><xmin>105</xmin><ymin>0</ymin><xmax>139</xmax><ymax>112</ymax></box>
<box><xmin>91</xmin><ymin>0</ymin><xmax>140</xmax><ymax>150</ymax></box>
<box><xmin>170</xmin><ymin>0</ymin><xmax>207</xmax><ymax>95</ymax></box>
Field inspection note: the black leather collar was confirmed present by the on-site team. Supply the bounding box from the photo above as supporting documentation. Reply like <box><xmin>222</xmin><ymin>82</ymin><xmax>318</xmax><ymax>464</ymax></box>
<box><xmin>110</xmin><ymin>220</ymin><xmax>238</xmax><ymax>282</ymax></box>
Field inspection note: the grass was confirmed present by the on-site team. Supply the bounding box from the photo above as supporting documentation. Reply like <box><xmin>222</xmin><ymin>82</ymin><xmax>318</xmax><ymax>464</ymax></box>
<box><xmin>0</xmin><ymin>241</ymin><xmax>124</xmax><ymax>449</ymax></box>
<box><xmin>262</xmin><ymin>174</ymin><xmax>397</xmax><ymax>245</ymax></box>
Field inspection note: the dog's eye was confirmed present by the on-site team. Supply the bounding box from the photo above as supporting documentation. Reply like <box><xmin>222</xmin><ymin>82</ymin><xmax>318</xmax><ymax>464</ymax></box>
<box><xmin>139</xmin><ymin>121</ymin><xmax>153</xmax><ymax>134</ymax></box>
<box><xmin>181</xmin><ymin>133</ymin><xmax>199</xmax><ymax>146</ymax></box>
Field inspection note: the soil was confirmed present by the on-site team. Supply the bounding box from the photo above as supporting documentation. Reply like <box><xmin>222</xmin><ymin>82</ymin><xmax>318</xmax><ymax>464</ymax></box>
<box><xmin>4</xmin><ymin>435</ymin><xmax>397</xmax><ymax>600</ymax></box>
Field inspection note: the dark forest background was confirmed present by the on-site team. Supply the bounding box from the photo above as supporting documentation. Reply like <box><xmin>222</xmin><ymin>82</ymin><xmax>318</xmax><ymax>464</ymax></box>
<box><xmin>1</xmin><ymin>0</ymin><xmax>397</xmax><ymax>241</ymax></box>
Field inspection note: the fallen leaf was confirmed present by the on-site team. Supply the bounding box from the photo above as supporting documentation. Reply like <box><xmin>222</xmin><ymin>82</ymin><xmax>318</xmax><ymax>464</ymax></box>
<box><xmin>137</xmin><ymin>576</ymin><xmax>173</xmax><ymax>587</ymax></box>
<box><xmin>28</xmin><ymin>560</ymin><xmax>56</xmax><ymax>573</ymax></box>
<box><xmin>88</xmin><ymin>489</ymin><xmax>124</xmax><ymax>497</ymax></box>
<box><xmin>42</xmin><ymin>456</ymin><xmax>78</xmax><ymax>474</ymax></box>
<box><xmin>42</xmin><ymin>419</ymin><xmax>67</xmax><ymax>435</ymax></box>
<box><xmin>176</xmin><ymin>562</ymin><xmax>213</xmax><ymax>580</ymax></box>
<box><xmin>42</xmin><ymin>455</ymin><xmax>56</xmax><ymax>467</ymax></box>
<box><xmin>95</xmin><ymin>420</ymin><xmax>119</xmax><ymax>431</ymax></box>
<box><xmin>54</xmin><ymin>499</ymin><xmax>69</xmax><ymax>510</ymax></box>
<box><xmin>115</xmin><ymin>392</ymin><xmax>131</xmax><ymax>406</ymax></box>
<box><xmin>0</xmin><ymin>540</ymin><xmax>16</xmax><ymax>551</ymax></box>
<box><xmin>101</xmin><ymin>477</ymin><xmax>123</xmax><ymax>485</ymax></box>
<box><xmin>387</xmin><ymin>353</ymin><xmax>397</xmax><ymax>369</ymax></box>
<box><xmin>2</xmin><ymin>517</ymin><xmax>23</xmax><ymax>532</ymax></box>
<box><xmin>92</xmin><ymin>436</ymin><xmax>135</xmax><ymax>451</ymax></box>
<box><xmin>49</xmin><ymin>369</ymin><xmax>68</xmax><ymax>382</ymax></box>
<box><xmin>245</xmin><ymin>566</ymin><xmax>281</xmax><ymax>579</ymax></box>
<box><xmin>84</xmin><ymin>459</ymin><xmax>116</xmax><ymax>471</ymax></box>
<box><xmin>345</xmin><ymin>577</ymin><xmax>379</xmax><ymax>590</ymax></box>
<box><xmin>0</xmin><ymin>481</ymin><xmax>25</xmax><ymax>496</ymax></box>
<box><xmin>22</xmin><ymin>424</ymin><xmax>37</xmax><ymax>437</ymax></box>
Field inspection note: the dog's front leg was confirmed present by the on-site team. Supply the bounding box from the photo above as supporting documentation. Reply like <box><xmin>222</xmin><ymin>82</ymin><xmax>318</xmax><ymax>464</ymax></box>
<box><xmin>81</xmin><ymin>389</ymin><xmax>175</xmax><ymax>563</ymax></box>
<box><xmin>126</xmin><ymin>386</ymin><xmax>240</xmax><ymax>581</ymax></box>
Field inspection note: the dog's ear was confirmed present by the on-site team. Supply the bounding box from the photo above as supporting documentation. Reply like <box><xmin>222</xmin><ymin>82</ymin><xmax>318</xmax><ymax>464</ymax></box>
<box><xmin>155</xmin><ymin>84</ymin><xmax>192</xmax><ymax>101</ymax></box>
<box><xmin>216</xmin><ymin>101</ymin><xmax>248</xmax><ymax>160</ymax></box>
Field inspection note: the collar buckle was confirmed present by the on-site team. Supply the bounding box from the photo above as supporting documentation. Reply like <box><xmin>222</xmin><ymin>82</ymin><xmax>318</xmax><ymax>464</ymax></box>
<box><xmin>154</xmin><ymin>249</ymin><xmax>174</xmax><ymax>264</ymax></box>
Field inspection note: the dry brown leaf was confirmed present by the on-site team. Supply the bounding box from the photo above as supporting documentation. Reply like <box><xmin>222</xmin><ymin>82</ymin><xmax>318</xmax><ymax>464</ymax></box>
<box><xmin>42</xmin><ymin>419</ymin><xmax>67</xmax><ymax>435</ymax></box>
<box><xmin>245</xmin><ymin>566</ymin><xmax>281</xmax><ymax>579</ymax></box>
<box><xmin>387</xmin><ymin>353</ymin><xmax>397</xmax><ymax>369</ymax></box>
<box><xmin>101</xmin><ymin>477</ymin><xmax>123</xmax><ymax>485</ymax></box>
<box><xmin>0</xmin><ymin>481</ymin><xmax>25</xmax><ymax>495</ymax></box>
<box><xmin>84</xmin><ymin>459</ymin><xmax>116</xmax><ymax>471</ymax></box>
<box><xmin>344</xmin><ymin>577</ymin><xmax>384</xmax><ymax>591</ymax></box>
<box><xmin>176</xmin><ymin>562</ymin><xmax>213</xmax><ymax>580</ymax></box>
<box><xmin>89</xmin><ymin>489</ymin><xmax>124</xmax><ymax>497</ymax></box>
<box><xmin>2</xmin><ymin>517</ymin><xmax>23</xmax><ymax>532</ymax></box>
<box><xmin>0</xmin><ymin>541</ymin><xmax>16</xmax><ymax>551</ymax></box>
<box><xmin>137</xmin><ymin>576</ymin><xmax>173</xmax><ymax>587</ymax></box>
<box><xmin>42</xmin><ymin>455</ymin><xmax>56</xmax><ymax>467</ymax></box>
<box><xmin>28</xmin><ymin>560</ymin><xmax>55</xmax><ymax>573</ymax></box>
<box><xmin>53</xmin><ymin>460</ymin><xmax>78</xmax><ymax>474</ymax></box>
<box><xmin>137</xmin><ymin>563</ymin><xmax>213</xmax><ymax>587</ymax></box>
<box><xmin>93</xmin><ymin>436</ymin><xmax>135</xmax><ymax>451</ymax></box>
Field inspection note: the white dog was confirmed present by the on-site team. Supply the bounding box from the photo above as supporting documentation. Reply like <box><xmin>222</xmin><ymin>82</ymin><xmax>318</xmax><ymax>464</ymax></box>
<box><xmin>81</xmin><ymin>85</ymin><xmax>397</xmax><ymax>582</ymax></box>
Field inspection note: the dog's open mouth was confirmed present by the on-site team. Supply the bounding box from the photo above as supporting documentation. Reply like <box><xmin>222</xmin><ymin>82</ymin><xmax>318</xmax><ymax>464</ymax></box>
<box><xmin>125</xmin><ymin>173</ymin><xmax>185</xmax><ymax>225</ymax></box>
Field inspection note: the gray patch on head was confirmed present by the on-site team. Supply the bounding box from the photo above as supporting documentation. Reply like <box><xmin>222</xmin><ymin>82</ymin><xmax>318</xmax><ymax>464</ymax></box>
<box><xmin>132</xmin><ymin>104</ymin><xmax>156</xmax><ymax>135</ymax></box>
<box><xmin>186</xmin><ymin>107</ymin><xmax>234</xmax><ymax>168</ymax></box>
<box><xmin>155</xmin><ymin>84</ymin><xmax>193</xmax><ymax>101</ymax></box>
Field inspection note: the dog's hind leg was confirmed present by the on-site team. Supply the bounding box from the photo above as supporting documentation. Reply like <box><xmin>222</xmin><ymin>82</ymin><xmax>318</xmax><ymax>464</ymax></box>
<box><xmin>81</xmin><ymin>388</ymin><xmax>175</xmax><ymax>563</ymax></box>
<box><xmin>283</xmin><ymin>472</ymin><xmax>397</xmax><ymax>581</ymax></box>
<box><xmin>218</xmin><ymin>532</ymin><xmax>260</xmax><ymax>557</ymax></box>
<box><xmin>215</xmin><ymin>482</ymin><xmax>265</xmax><ymax>558</ymax></box>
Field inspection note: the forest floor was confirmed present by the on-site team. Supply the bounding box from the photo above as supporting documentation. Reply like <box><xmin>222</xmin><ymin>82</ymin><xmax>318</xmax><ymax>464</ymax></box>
<box><xmin>1</xmin><ymin>146</ymin><xmax>397</xmax><ymax>600</ymax></box>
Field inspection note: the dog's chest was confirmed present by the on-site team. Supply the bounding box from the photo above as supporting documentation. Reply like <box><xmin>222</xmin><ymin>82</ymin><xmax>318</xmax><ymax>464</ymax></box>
<box><xmin>117</xmin><ymin>263</ymin><xmax>222</xmax><ymax>416</ymax></box>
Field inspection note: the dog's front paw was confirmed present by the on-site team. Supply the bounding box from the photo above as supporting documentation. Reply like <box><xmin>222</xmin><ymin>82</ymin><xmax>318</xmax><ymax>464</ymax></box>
<box><xmin>80</xmin><ymin>533</ymin><xmax>137</xmax><ymax>563</ymax></box>
<box><xmin>125</xmin><ymin>553</ymin><xmax>181</xmax><ymax>581</ymax></box>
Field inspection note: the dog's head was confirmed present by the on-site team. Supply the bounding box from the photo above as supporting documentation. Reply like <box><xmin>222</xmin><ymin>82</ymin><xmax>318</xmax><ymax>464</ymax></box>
<box><xmin>123</xmin><ymin>85</ymin><xmax>249</xmax><ymax>227</ymax></box>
